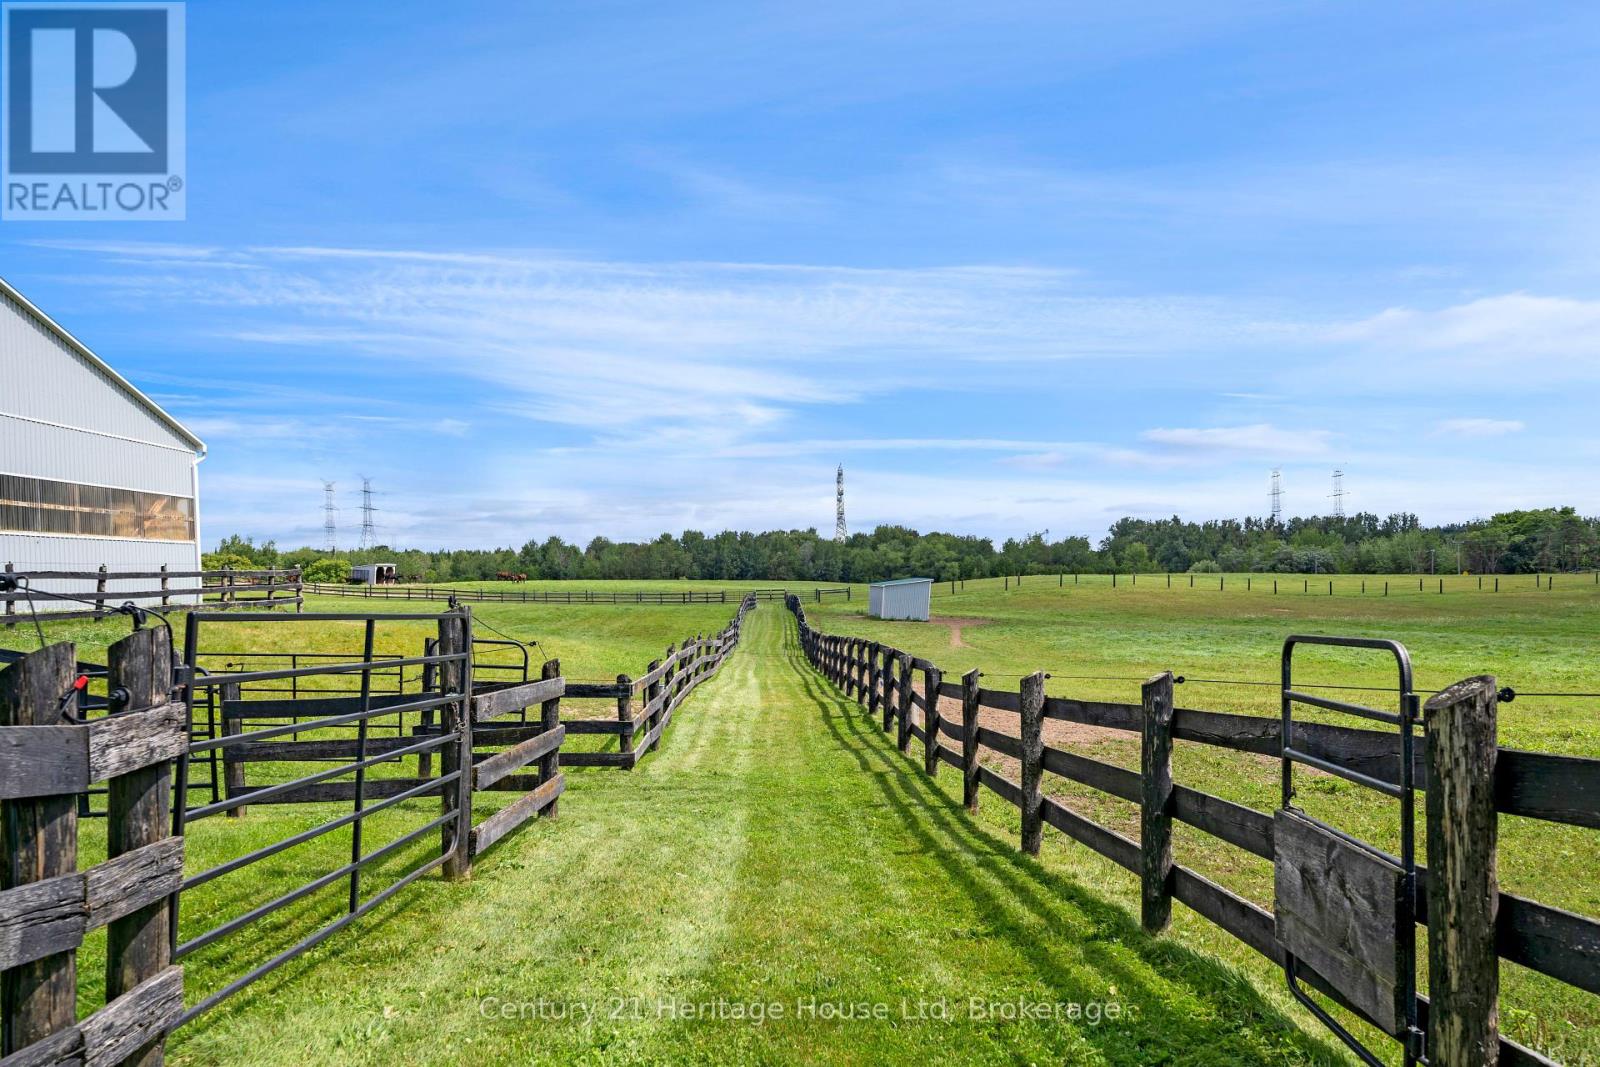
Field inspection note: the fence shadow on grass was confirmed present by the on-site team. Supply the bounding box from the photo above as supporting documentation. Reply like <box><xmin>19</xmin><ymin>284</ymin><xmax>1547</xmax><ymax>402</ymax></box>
<box><xmin>778</xmin><ymin>618</ymin><xmax>1351</xmax><ymax>1066</ymax></box>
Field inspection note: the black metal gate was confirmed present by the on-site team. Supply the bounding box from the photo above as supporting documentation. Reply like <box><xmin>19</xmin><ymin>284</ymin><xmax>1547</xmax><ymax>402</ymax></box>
<box><xmin>1277</xmin><ymin>635</ymin><xmax>1424</xmax><ymax>1066</ymax></box>
<box><xmin>169</xmin><ymin>607</ymin><xmax>472</xmax><ymax>1023</ymax></box>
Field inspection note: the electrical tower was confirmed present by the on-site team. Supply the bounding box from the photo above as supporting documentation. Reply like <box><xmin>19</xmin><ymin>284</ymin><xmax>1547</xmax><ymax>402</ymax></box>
<box><xmin>358</xmin><ymin>476</ymin><xmax>378</xmax><ymax>550</ymax></box>
<box><xmin>834</xmin><ymin>464</ymin><xmax>847</xmax><ymax>542</ymax></box>
<box><xmin>1330</xmin><ymin>468</ymin><xmax>1346</xmax><ymax>519</ymax></box>
<box><xmin>322</xmin><ymin>481</ymin><xmax>338</xmax><ymax>554</ymax></box>
<box><xmin>1270</xmin><ymin>468</ymin><xmax>1282</xmax><ymax>522</ymax></box>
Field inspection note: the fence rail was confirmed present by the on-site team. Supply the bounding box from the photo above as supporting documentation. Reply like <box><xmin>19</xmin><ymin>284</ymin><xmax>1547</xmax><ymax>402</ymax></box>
<box><xmin>521</xmin><ymin>594</ymin><xmax>756</xmax><ymax>768</ymax></box>
<box><xmin>303</xmin><ymin>582</ymin><xmax>790</xmax><ymax>605</ymax></box>
<box><xmin>1</xmin><ymin>592</ymin><xmax>758</xmax><ymax>1056</ymax></box>
<box><xmin>786</xmin><ymin>595</ymin><xmax>1599</xmax><ymax>1067</ymax></box>
<box><xmin>3</xmin><ymin>564</ymin><xmax>303</xmax><ymax>624</ymax></box>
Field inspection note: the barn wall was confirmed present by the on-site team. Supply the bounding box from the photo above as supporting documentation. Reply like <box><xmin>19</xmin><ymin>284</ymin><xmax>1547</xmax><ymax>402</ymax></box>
<box><xmin>0</xmin><ymin>415</ymin><xmax>195</xmax><ymax>496</ymax></box>
<box><xmin>0</xmin><ymin>287</ymin><xmax>195</xmax><ymax>452</ymax></box>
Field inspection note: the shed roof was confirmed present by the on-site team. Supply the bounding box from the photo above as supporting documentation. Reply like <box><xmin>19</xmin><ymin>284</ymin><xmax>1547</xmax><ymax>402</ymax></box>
<box><xmin>869</xmin><ymin>577</ymin><xmax>934</xmax><ymax>587</ymax></box>
<box><xmin>0</xmin><ymin>275</ymin><xmax>205</xmax><ymax>453</ymax></box>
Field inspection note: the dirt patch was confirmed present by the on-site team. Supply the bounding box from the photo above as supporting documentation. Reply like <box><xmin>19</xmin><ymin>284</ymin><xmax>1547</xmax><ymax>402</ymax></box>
<box><xmin>931</xmin><ymin>616</ymin><xmax>989</xmax><ymax>649</ymax></box>
<box><xmin>904</xmin><ymin>693</ymin><xmax>1132</xmax><ymax>779</ymax></box>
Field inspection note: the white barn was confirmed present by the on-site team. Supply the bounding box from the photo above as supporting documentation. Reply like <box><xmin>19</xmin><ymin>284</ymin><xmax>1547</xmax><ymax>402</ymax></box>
<box><xmin>868</xmin><ymin>577</ymin><xmax>933</xmax><ymax>621</ymax></box>
<box><xmin>0</xmin><ymin>277</ymin><xmax>205</xmax><ymax>606</ymax></box>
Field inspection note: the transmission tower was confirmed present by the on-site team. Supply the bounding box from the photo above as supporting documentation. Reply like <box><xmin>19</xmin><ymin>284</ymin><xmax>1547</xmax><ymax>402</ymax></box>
<box><xmin>834</xmin><ymin>464</ymin><xmax>847</xmax><ymax>542</ymax></box>
<box><xmin>358</xmin><ymin>476</ymin><xmax>378</xmax><ymax>550</ymax></box>
<box><xmin>1330</xmin><ymin>468</ymin><xmax>1346</xmax><ymax>519</ymax></box>
<box><xmin>1270</xmin><ymin>468</ymin><xmax>1282</xmax><ymax>522</ymax></box>
<box><xmin>322</xmin><ymin>481</ymin><xmax>338</xmax><ymax>554</ymax></box>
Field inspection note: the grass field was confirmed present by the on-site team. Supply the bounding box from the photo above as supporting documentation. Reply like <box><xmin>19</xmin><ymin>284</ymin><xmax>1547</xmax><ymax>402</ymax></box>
<box><xmin>804</xmin><ymin>573</ymin><xmax>1600</xmax><ymax>1064</ymax></box>
<box><xmin>8</xmin><ymin>577</ymin><xmax>1596</xmax><ymax>1064</ymax></box>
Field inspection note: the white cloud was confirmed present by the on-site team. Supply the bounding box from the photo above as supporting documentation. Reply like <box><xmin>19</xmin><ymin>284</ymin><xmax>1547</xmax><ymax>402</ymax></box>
<box><xmin>1433</xmin><ymin>417</ymin><xmax>1524</xmax><ymax>437</ymax></box>
<box><xmin>1140</xmin><ymin>423</ymin><xmax>1333</xmax><ymax>458</ymax></box>
<box><xmin>1333</xmin><ymin>293</ymin><xmax>1600</xmax><ymax>369</ymax></box>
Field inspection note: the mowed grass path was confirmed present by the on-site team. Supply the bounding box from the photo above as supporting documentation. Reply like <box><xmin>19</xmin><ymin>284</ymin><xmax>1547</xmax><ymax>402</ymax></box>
<box><xmin>171</xmin><ymin>605</ymin><xmax>1345</xmax><ymax>1066</ymax></box>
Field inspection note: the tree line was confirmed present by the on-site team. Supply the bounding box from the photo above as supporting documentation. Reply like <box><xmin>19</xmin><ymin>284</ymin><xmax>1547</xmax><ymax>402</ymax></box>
<box><xmin>203</xmin><ymin>507</ymin><xmax>1600</xmax><ymax>584</ymax></box>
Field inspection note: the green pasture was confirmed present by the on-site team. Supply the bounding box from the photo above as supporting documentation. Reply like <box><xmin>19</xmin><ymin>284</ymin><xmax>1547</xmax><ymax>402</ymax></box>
<box><xmin>806</xmin><ymin>573</ymin><xmax>1600</xmax><ymax>1063</ymax></box>
<box><xmin>7</xmin><ymin>577</ymin><xmax>1595</xmax><ymax>1064</ymax></box>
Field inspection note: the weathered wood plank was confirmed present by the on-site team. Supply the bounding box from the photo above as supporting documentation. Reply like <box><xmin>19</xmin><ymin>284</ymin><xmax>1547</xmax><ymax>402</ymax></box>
<box><xmin>0</xmin><ymin>1024</ymin><xmax>83</xmax><ymax>1067</ymax></box>
<box><xmin>87</xmin><ymin>704</ymin><xmax>186</xmax><ymax>782</ymax></box>
<box><xmin>471</xmin><ymin>676</ymin><xmax>564</xmax><ymax>722</ymax></box>
<box><xmin>1038</xmin><ymin>796</ymin><xmax>1140</xmax><ymax>873</ymax></box>
<box><xmin>472</xmin><ymin>726</ymin><xmax>565</xmax><ymax>790</ymax></box>
<box><xmin>0</xmin><ymin>725</ymin><xmax>87</xmax><ymax>800</ymax></box>
<box><xmin>1496</xmin><ymin>748</ymin><xmax>1600</xmax><ymax>830</ymax></box>
<box><xmin>1498</xmin><ymin>894</ymin><xmax>1600</xmax><ymax>996</ymax></box>
<box><xmin>1273</xmin><ymin>809</ymin><xmax>1407</xmax><ymax>1036</ymax></box>
<box><xmin>1041</xmin><ymin>746</ymin><xmax>1140</xmax><ymax>803</ymax></box>
<box><xmin>84</xmin><ymin>838</ymin><xmax>183</xmax><ymax>932</ymax></box>
<box><xmin>0</xmin><ymin>875</ymin><xmax>84</xmax><ymax>972</ymax></box>
<box><xmin>468</xmin><ymin>774</ymin><xmax>564</xmax><ymax>856</ymax></box>
<box><xmin>973</xmin><ymin>726</ymin><xmax>1022</xmax><ymax>759</ymax></box>
<box><xmin>976</xmin><ymin>765</ymin><xmax>1022</xmax><ymax>808</ymax></box>
<box><xmin>1044</xmin><ymin>697</ymin><xmax>1143</xmax><ymax>732</ymax></box>
<box><xmin>78</xmin><ymin>965</ymin><xmax>182</xmax><ymax>1067</ymax></box>
<box><xmin>1170</xmin><ymin>785</ymin><xmax>1274</xmax><ymax>860</ymax></box>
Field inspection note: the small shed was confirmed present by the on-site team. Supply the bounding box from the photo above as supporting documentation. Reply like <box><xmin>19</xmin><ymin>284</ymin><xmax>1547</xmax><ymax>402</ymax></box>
<box><xmin>350</xmin><ymin>563</ymin><xmax>397</xmax><ymax>585</ymax></box>
<box><xmin>868</xmin><ymin>577</ymin><xmax>933</xmax><ymax>621</ymax></box>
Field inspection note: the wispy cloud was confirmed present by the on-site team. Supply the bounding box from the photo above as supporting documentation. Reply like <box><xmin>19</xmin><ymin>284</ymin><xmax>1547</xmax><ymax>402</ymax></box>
<box><xmin>1140</xmin><ymin>423</ymin><xmax>1333</xmax><ymax>458</ymax></box>
<box><xmin>1433</xmin><ymin>417</ymin><xmax>1525</xmax><ymax>437</ymax></box>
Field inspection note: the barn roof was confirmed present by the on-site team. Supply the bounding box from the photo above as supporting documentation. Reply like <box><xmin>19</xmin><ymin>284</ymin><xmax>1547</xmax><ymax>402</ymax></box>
<box><xmin>0</xmin><ymin>275</ymin><xmax>205</xmax><ymax>453</ymax></box>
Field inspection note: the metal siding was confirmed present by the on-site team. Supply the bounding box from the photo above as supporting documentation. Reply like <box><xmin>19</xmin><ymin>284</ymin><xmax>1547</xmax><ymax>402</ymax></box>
<box><xmin>871</xmin><ymin>580</ymin><xmax>931</xmax><ymax>621</ymax></box>
<box><xmin>869</xmin><ymin>585</ymin><xmax>883</xmax><ymax>616</ymax></box>
<box><xmin>0</xmin><ymin>289</ymin><xmax>195</xmax><ymax>451</ymax></box>
<box><xmin>1</xmin><ymin>533</ymin><xmax>201</xmax><ymax>610</ymax></box>
<box><xmin>0</xmin><ymin>414</ymin><xmax>194</xmax><ymax>495</ymax></box>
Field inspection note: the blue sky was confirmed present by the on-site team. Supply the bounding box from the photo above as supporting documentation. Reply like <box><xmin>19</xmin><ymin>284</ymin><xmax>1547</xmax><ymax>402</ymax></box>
<box><xmin>5</xmin><ymin>0</ymin><xmax>1600</xmax><ymax>549</ymax></box>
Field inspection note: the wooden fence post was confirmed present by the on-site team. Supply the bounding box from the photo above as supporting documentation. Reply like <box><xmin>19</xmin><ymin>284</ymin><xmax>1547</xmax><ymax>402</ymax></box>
<box><xmin>220</xmin><ymin>682</ymin><xmax>246</xmax><ymax>817</ymax></box>
<box><xmin>882</xmin><ymin>653</ymin><xmax>897</xmax><ymax>734</ymax></box>
<box><xmin>961</xmin><ymin>669</ymin><xmax>981</xmax><ymax>812</ymax></box>
<box><xmin>1424</xmin><ymin>676</ymin><xmax>1500</xmax><ymax>1066</ymax></box>
<box><xmin>865</xmin><ymin>643</ymin><xmax>881</xmax><ymax>718</ymax></box>
<box><xmin>96</xmin><ymin>563</ymin><xmax>109</xmax><ymax>619</ymax></box>
<box><xmin>3</xmin><ymin>561</ymin><xmax>13</xmax><ymax>628</ymax></box>
<box><xmin>1140</xmin><ymin>670</ymin><xmax>1175</xmax><ymax>934</ymax></box>
<box><xmin>923</xmin><ymin>665</ymin><xmax>943</xmax><ymax>778</ymax></box>
<box><xmin>1019</xmin><ymin>671</ymin><xmax>1045</xmax><ymax>855</ymax></box>
<box><xmin>616</xmin><ymin>672</ymin><xmax>634</xmax><ymax>763</ymax></box>
<box><xmin>644</xmin><ymin>658</ymin><xmax>661</xmax><ymax>755</ymax></box>
<box><xmin>539</xmin><ymin>658</ymin><xmax>562</xmax><ymax>817</ymax></box>
<box><xmin>896</xmin><ymin>653</ymin><xmax>914</xmax><ymax>754</ymax></box>
<box><xmin>439</xmin><ymin>610</ymin><xmax>473</xmax><ymax>879</ymax></box>
<box><xmin>1</xmin><ymin>642</ymin><xmax>78</xmax><ymax>1056</ymax></box>
<box><xmin>159</xmin><ymin>564</ymin><xmax>170</xmax><ymax>610</ymax></box>
<box><xmin>105</xmin><ymin>626</ymin><xmax>176</xmax><ymax>1067</ymax></box>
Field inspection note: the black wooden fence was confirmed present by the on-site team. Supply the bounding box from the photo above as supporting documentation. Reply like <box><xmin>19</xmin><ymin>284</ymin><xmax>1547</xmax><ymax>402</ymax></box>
<box><xmin>3</xmin><ymin>564</ymin><xmax>303</xmax><ymax>625</ymax></box>
<box><xmin>787</xmin><ymin>595</ymin><xmax>1600</xmax><ymax>1067</ymax></box>
<box><xmin>1</xmin><ymin>593</ymin><xmax>757</xmax><ymax>1060</ymax></box>
<box><xmin>557</xmin><ymin>594</ymin><xmax>756</xmax><ymax>768</ymax></box>
<box><xmin>304</xmin><ymin>582</ymin><xmax>791</xmax><ymax>605</ymax></box>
